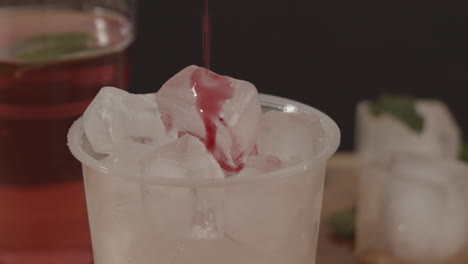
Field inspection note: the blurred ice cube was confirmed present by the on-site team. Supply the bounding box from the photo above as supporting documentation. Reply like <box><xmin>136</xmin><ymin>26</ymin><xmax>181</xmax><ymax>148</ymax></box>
<box><xmin>356</xmin><ymin>100</ymin><xmax>461</xmax><ymax>162</ymax></box>
<box><xmin>140</xmin><ymin>134</ymin><xmax>223</xmax><ymax>180</ymax></box>
<box><xmin>257</xmin><ymin>111</ymin><xmax>325</xmax><ymax>163</ymax></box>
<box><xmin>140</xmin><ymin>135</ymin><xmax>224</xmax><ymax>240</ymax></box>
<box><xmin>382</xmin><ymin>154</ymin><xmax>468</xmax><ymax>262</ymax></box>
<box><xmin>155</xmin><ymin>65</ymin><xmax>262</xmax><ymax>169</ymax></box>
<box><xmin>83</xmin><ymin>87</ymin><xmax>173</xmax><ymax>154</ymax></box>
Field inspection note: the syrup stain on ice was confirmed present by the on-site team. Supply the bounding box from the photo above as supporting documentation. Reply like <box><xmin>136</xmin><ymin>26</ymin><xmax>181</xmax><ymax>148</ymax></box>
<box><xmin>155</xmin><ymin>65</ymin><xmax>262</xmax><ymax>177</ymax></box>
<box><xmin>190</xmin><ymin>68</ymin><xmax>243</xmax><ymax>174</ymax></box>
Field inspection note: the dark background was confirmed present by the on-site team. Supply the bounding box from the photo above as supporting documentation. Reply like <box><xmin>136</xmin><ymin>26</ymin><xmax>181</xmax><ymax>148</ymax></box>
<box><xmin>129</xmin><ymin>0</ymin><xmax>468</xmax><ymax>151</ymax></box>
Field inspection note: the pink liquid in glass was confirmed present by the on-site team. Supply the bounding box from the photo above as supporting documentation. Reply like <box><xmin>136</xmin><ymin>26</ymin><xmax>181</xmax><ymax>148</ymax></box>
<box><xmin>0</xmin><ymin>7</ymin><xmax>133</xmax><ymax>262</ymax></box>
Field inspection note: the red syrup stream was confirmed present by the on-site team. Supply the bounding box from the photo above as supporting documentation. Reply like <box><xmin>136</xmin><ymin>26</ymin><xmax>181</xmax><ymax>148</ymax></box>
<box><xmin>189</xmin><ymin>0</ymin><xmax>244</xmax><ymax>174</ymax></box>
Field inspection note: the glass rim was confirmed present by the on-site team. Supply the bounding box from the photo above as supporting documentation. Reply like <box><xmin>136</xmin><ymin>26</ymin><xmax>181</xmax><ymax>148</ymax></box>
<box><xmin>0</xmin><ymin>5</ymin><xmax>135</xmax><ymax>64</ymax></box>
<box><xmin>0</xmin><ymin>4</ymin><xmax>133</xmax><ymax>15</ymax></box>
<box><xmin>67</xmin><ymin>93</ymin><xmax>341</xmax><ymax>187</ymax></box>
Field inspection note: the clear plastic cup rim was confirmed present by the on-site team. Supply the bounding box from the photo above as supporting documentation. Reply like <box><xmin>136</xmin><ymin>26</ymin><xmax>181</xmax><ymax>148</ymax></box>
<box><xmin>67</xmin><ymin>93</ymin><xmax>341</xmax><ymax>187</ymax></box>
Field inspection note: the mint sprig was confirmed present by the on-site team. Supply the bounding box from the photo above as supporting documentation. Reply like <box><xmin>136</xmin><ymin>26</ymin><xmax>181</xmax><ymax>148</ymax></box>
<box><xmin>1</xmin><ymin>32</ymin><xmax>98</xmax><ymax>77</ymax></box>
<box><xmin>9</xmin><ymin>32</ymin><xmax>96</xmax><ymax>63</ymax></box>
<box><xmin>369</xmin><ymin>94</ymin><xmax>424</xmax><ymax>133</ymax></box>
<box><xmin>328</xmin><ymin>207</ymin><xmax>355</xmax><ymax>240</ymax></box>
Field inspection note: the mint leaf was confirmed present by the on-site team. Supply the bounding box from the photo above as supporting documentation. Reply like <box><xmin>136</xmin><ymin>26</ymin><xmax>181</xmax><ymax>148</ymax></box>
<box><xmin>460</xmin><ymin>143</ymin><xmax>468</xmax><ymax>162</ymax></box>
<box><xmin>328</xmin><ymin>207</ymin><xmax>355</xmax><ymax>240</ymax></box>
<box><xmin>8</xmin><ymin>32</ymin><xmax>96</xmax><ymax>63</ymax></box>
<box><xmin>369</xmin><ymin>94</ymin><xmax>424</xmax><ymax>133</ymax></box>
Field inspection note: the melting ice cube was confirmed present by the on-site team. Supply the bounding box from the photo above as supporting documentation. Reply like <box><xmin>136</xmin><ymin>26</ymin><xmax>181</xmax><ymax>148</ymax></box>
<box><xmin>83</xmin><ymin>87</ymin><xmax>173</xmax><ymax>154</ymax></box>
<box><xmin>257</xmin><ymin>111</ymin><xmax>325</xmax><ymax>163</ymax></box>
<box><xmin>139</xmin><ymin>135</ymin><xmax>224</xmax><ymax>240</ymax></box>
<box><xmin>155</xmin><ymin>66</ymin><xmax>262</xmax><ymax>171</ymax></box>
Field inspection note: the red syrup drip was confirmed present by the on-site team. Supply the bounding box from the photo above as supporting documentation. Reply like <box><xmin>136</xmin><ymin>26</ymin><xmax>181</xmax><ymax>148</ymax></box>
<box><xmin>192</xmin><ymin>1</ymin><xmax>244</xmax><ymax>174</ymax></box>
<box><xmin>190</xmin><ymin>68</ymin><xmax>244</xmax><ymax>174</ymax></box>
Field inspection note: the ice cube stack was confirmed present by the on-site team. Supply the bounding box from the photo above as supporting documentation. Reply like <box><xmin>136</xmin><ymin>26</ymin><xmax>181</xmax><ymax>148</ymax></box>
<box><xmin>82</xmin><ymin>65</ymin><xmax>322</xmax><ymax>180</ymax></box>
<box><xmin>355</xmin><ymin>98</ymin><xmax>468</xmax><ymax>263</ymax></box>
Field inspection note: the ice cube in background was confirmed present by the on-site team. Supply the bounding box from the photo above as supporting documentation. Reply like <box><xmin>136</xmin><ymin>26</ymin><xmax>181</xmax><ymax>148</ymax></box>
<box><xmin>155</xmin><ymin>65</ymin><xmax>262</xmax><ymax>168</ymax></box>
<box><xmin>140</xmin><ymin>135</ymin><xmax>225</xmax><ymax>240</ymax></box>
<box><xmin>356</xmin><ymin>100</ymin><xmax>461</xmax><ymax>162</ymax></box>
<box><xmin>382</xmin><ymin>154</ymin><xmax>468</xmax><ymax>262</ymax></box>
<box><xmin>257</xmin><ymin>111</ymin><xmax>325</xmax><ymax>163</ymax></box>
<box><xmin>83</xmin><ymin>87</ymin><xmax>173</xmax><ymax>154</ymax></box>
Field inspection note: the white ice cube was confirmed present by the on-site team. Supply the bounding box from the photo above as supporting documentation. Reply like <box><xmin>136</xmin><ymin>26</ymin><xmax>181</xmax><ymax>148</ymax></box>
<box><xmin>382</xmin><ymin>154</ymin><xmax>468</xmax><ymax>262</ymax></box>
<box><xmin>225</xmin><ymin>171</ymin><xmax>314</xmax><ymax>252</ymax></box>
<box><xmin>139</xmin><ymin>135</ymin><xmax>224</xmax><ymax>240</ymax></box>
<box><xmin>356</xmin><ymin>100</ymin><xmax>461</xmax><ymax>162</ymax></box>
<box><xmin>170</xmin><ymin>238</ymin><xmax>264</xmax><ymax>264</ymax></box>
<box><xmin>83</xmin><ymin>87</ymin><xmax>173</xmax><ymax>154</ymax></box>
<box><xmin>101</xmin><ymin>142</ymin><xmax>155</xmax><ymax>177</ymax></box>
<box><xmin>155</xmin><ymin>65</ymin><xmax>262</xmax><ymax>169</ymax></box>
<box><xmin>257</xmin><ymin>111</ymin><xmax>325</xmax><ymax>163</ymax></box>
<box><xmin>243</xmin><ymin>154</ymin><xmax>285</xmax><ymax>172</ymax></box>
<box><xmin>140</xmin><ymin>134</ymin><xmax>223</xmax><ymax>180</ymax></box>
<box><xmin>119</xmin><ymin>229</ymin><xmax>179</xmax><ymax>264</ymax></box>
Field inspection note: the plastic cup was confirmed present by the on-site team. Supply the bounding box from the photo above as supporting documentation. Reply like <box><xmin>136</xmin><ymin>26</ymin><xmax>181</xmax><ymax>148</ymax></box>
<box><xmin>67</xmin><ymin>93</ymin><xmax>340</xmax><ymax>264</ymax></box>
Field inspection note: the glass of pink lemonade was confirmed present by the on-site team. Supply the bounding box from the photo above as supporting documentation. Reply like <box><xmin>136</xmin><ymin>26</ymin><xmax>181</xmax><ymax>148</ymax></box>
<box><xmin>0</xmin><ymin>0</ymin><xmax>135</xmax><ymax>262</ymax></box>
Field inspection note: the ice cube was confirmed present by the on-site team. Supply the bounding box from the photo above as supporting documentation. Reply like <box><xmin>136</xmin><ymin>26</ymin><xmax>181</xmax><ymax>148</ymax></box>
<box><xmin>224</xmin><ymin>169</ymin><xmax>318</xmax><ymax>253</ymax></box>
<box><xmin>140</xmin><ymin>134</ymin><xmax>223</xmax><ymax>180</ymax></box>
<box><xmin>257</xmin><ymin>111</ymin><xmax>325</xmax><ymax>163</ymax></box>
<box><xmin>101</xmin><ymin>142</ymin><xmax>155</xmax><ymax>177</ymax></box>
<box><xmin>243</xmin><ymin>154</ymin><xmax>285</xmax><ymax>172</ymax></box>
<box><xmin>155</xmin><ymin>65</ymin><xmax>262</xmax><ymax>170</ymax></box>
<box><xmin>83</xmin><ymin>87</ymin><xmax>173</xmax><ymax>154</ymax></box>
<box><xmin>356</xmin><ymin>100</ymin><xmax>461</xmax><ymax>162</ymax></box>
<box><xmin>82</xmin><ymin>167</ymin><xmax>144</xmax><ymax>264</ymax></box>
<box><xmin>139</xmin><ymin>135</ymin><xmax>224</xmax><ymax>240</ymax></box>
<box><xmin>170</xmin><ymin>237</ymin><xmax>263</xmax><ymax>264</ymax></box>
<box><xmin>382</xmin><ymin>154</ymin><xmax>468</xmax><ymax>262</ymax></box>
<box><xmin>141</xmin><ymin>184</ymin><xmax>224</xmax><ymax>240</ymax></box>
<box><xmin>123</xmin><ymin>232</ymin><xmax>179</xmax><ymax>264</ymax></box>
<box><xmin>172</xmin><ymin>224</ymin><xmax>316</xmax><ymax>264</ymax></box>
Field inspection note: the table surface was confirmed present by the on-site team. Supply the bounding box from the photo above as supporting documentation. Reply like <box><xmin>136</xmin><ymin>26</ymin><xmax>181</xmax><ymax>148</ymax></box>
<box><xmin>316</xmin><ymin>152</ymin><xmax>357</xmax><ymax>264</ymax></box>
